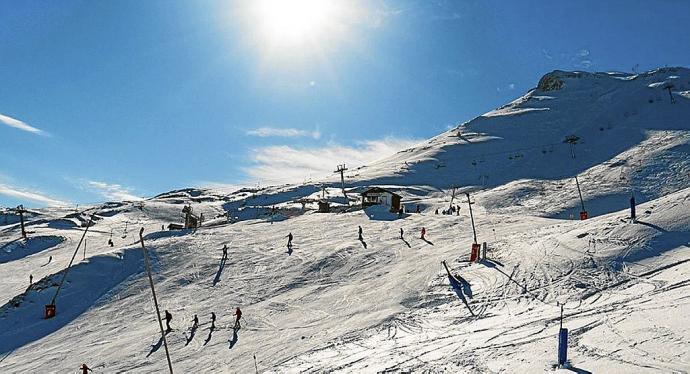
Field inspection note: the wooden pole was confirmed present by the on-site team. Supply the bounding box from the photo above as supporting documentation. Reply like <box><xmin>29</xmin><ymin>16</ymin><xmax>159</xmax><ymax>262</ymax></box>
<box><xmin>138</xmin><ymin>228</ymin><xmax>174</xmax><ymax>374</ymax></box>
<box><xmin>575</xmin><ymin>176</ymin><xmax>586</xmax><ymax>212</ymax></box>
<box><xmin>51</xmin><ymin>214</ymin><xmax>94</xmax><ymax>306</ymax></box>
<box><xmin>465</xmin><ymin>193</ymin><xmax>478</xmax><ymax>244</ymax></box>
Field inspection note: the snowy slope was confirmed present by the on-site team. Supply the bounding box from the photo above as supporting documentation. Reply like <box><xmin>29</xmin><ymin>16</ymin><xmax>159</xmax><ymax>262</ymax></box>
<box><xmin>1</xmin><ymin>67</ymin><xmax>690</xmax><ymax>373</ymax></box>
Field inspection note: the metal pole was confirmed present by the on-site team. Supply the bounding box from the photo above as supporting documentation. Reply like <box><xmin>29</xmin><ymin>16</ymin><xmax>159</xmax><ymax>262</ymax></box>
<box><xmin>138</xmin><ymin>228</ymin><xmax>174</xmax><ymax>374</ymax></box>
<box><xmin>449</xmin><ymin>186</ymin><xmax>457</xmax><ymax>209</ymax></box>
<box><xmin>574</xmin><ymin>176</ymin><xmax>586</xmax><ymax>212</ymax></box>
<box><xmin>465</xmin><ymin>193</ymin><xmax>478</xmax><ymax>244</ymax></box>
<box><xmin>18</xmin><ymin>205</ymin><xmax>27</xmax><ymax>240</ymax></box>
<box><xmin>51</xmin><ymin>214</ymin><xmax>94</xmax><ymax>306</ymax></box>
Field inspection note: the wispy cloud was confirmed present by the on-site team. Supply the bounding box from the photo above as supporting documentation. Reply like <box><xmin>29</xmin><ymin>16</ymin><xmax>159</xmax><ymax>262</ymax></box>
<box><xmin>243</xmin><ymin>137</ymin><xmax>421</xmax><ymax>184</ymax></box>
<box><xmin>246</xmin><ymin>127</ymin><xmax>321</xmax><ymax>139</ymax></box>
<box><xmin>195</xmin><ymin>182</ymin><xmax>249</xmax><ymax>194</ymax></box>
<box><xmin>496</xmin><ymin>83</ymin><xmax>516</xmax><ymax>92</ymax></box>
<box><xmin>85</xmin><ymin>180</ymin><xmax>142</xmax><ymax>201</ymax></box>
<box><xmin>0</xmin><ymin>183</ymin><xmax>67</xmax><ymax>207</ymax></box>
<box><xmin>0</xmin><ymin>113</ymin><xmax>46</xmax><ymax>135</ymax></box>
<box><xmin>541</xmin><ymin>47</ymin><xmax>594</xmax><ymax>70</ymax></box>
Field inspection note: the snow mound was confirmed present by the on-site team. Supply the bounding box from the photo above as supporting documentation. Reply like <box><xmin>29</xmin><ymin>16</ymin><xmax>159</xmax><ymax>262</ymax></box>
<box><xmin>0</xmin><ymin>236</ymin><xmax>65</xmax><ymax>264</ymax></box>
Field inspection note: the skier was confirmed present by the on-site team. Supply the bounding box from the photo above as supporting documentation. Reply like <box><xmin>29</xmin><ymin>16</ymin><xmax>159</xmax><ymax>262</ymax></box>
<box><xmin>29</xmin><ymin>274</ymin><xmax>33</xmax><ymax>286</ymax></box>
<box><xmin>358</xmin><ymin>226</ymin><xmax>363</xmax><ymax>241</ymax></box>
<box><xmin>222</xmin><ymin>244</ymin><xmax>228</xmax><ymax>258</ymax></box>
<box><xmin>435</xmin><ymin>209</ymin><xmax>439</xmax><ymax>215</ymax></box>
<box><xmin>210</xmin><ymin>312</ymin><xmax>216</xmax><ymax>330</ymax></box>
<box><xmin>400</xmin><ymin>228</ymin><xmax>404</xmax><ymax>239</ymax></box>
<box><xmin>79</xmin><ymin>364</ymin><xmax>93</xmax><ymax>374</ymax></box>
<box><xmin>48</xmin><ymin>255</ymin><xmax>52</xmax><ymax>263</ymax></box>
<box><xmin>234</xmin><ymin>307</ymin><xmax>242</xmax><ymax>330</ymax></box>
<box><xmin>415</xmin><ymin>205</ymin><xmax>420</xmax><ymax>213</ymax></box>
<box><xmin>192</xmin><ymin>314</ymin><xmax>199</xmax><ymax>329</ymax></box>
<box><xmin>164</xmin><ymin>310</ymin><xmax>173</xmax><ymax>332</ymax></box>
<box><xmin>420</xmin><ymin>227</ymin><xmax>426</xmax><ymax>240</ymax></box>
<box><xmin>286</xmin><ymin>232</ymin><xmax>293</xmax><ymax>249</ymax></box>
<box><xmin>108</xmin><ymin>238</ymin><xmax>113</xmax><ymax>247</ymax></box>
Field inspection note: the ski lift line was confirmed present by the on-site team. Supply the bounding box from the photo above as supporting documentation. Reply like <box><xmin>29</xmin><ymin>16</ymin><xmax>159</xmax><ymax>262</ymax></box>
<box><xmin>138</xmin><ymin>228</ymin><xmax>174</xmax><ymax>374</ymax></box>
<box><xmin>50</xmin><ymin>213</ymin><xmax>96</xmax><ymax>306</ymax></box>
<box><xmin>452</xmin><ymin>140</ymin><xmax>566</xmax><ymax>160</ymax></box>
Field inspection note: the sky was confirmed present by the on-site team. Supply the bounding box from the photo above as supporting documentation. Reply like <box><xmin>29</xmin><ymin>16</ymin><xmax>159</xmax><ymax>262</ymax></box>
<box><xmin>1</xmin><ymin>0</ymin><xmax>690</xmax><ymax>208</ymax></box>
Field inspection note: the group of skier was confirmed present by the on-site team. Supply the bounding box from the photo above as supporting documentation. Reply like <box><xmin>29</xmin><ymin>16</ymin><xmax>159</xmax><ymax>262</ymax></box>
<box><xmin>435</xmin><ymin>204</ymin><xmax>460</xmax><ymax>216</ymax></box>
<box><xmin>284</xmin><ymin>225</ymin><xmax>428</xmax><ymax>249</ymax></box>
<box><xmin>163</xmin><ymin>307</ymin><xmax>242</xmax><ymax>333</ymax></box>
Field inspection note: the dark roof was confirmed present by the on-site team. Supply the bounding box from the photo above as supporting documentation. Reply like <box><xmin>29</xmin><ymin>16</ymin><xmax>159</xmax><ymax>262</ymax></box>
<box><xmin>361</xmin><ymin>187</ymin><xmax>402</xmax><ymax>197</ymax></box>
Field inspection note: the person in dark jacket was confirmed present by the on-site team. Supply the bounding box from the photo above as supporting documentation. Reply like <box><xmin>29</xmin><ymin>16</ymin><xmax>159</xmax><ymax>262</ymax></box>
<box><xmin>234</xmin><ymin>307</ymin><xmax>242</xmax><ymax>330</ymax></box>
<box><xmin>164</xmin><ymin>310</ymin><xmax>173</xmax><ymax>332</ymax></box>
<box><xmin>286</xmin><ymin>233</ymin><xmax>293</xmax><ymax>249</ymax></box>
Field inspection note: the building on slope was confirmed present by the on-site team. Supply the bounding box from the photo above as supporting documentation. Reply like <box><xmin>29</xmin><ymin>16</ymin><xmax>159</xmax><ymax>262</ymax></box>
<box><xmin>361</xmin><ymin>187</ymin><xmax>402</xmax><ymax>212</ymax></box>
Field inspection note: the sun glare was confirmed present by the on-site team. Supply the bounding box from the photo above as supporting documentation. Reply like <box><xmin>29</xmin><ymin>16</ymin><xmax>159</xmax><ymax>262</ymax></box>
<box><xmin>252</xmin><ymin>0</ymin><xmax>343</xmax><ymax>47</ymax></box>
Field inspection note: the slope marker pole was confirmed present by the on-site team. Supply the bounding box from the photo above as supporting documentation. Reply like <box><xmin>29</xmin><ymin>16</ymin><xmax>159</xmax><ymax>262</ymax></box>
<box><xmin>139</xmin><ymin>228</ymin><xmax>174</xmax><ymax>374</ymax></box>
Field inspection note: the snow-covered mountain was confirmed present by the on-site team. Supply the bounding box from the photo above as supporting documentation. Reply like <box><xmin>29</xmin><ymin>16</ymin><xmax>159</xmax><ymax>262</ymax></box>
<box><xmin>1</xmin><ymin>67</ymin><xmax>690</xmax><ymax>373</ymax></box>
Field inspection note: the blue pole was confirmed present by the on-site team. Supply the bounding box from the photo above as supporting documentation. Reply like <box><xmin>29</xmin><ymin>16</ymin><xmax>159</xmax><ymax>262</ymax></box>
<box><xmin>558</xmin><ymin>328</ymin><xmax>568</xmax><ymax>366</ymax></box>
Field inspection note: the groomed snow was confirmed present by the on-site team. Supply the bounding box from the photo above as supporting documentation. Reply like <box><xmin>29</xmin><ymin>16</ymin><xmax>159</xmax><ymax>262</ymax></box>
<box><xmin>1</xmin><ymin>67</ymin><xmax>690</xmax><ymax>373</ymax></box>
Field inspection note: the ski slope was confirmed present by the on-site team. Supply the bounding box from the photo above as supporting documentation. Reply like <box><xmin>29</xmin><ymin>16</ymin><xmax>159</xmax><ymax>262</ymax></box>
<box><xmin>1</xmin><ymin>67</ymin><xmax>690</xmax><ymax>373</ymax></box>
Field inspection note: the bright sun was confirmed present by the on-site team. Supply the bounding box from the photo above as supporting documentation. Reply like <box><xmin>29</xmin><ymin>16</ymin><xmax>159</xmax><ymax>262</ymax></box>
<box><xmin>252</xmin><ymin>0</ymin><xmax>344</xmax><ymax>47</ymax></box>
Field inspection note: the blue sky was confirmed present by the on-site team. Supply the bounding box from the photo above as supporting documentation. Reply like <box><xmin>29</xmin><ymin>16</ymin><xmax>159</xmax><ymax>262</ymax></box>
<box><xmin>2</xmin><ymin>0</ymin><xmax>690</xmax><ymax>208</ymax></box>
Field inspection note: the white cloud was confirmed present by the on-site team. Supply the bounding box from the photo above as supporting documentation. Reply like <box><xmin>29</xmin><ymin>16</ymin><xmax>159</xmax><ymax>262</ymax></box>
<box><xmin>542</xmin><ymin>49</ymin><xmax>553</xmax><ymax>60</ymax></box>
<box><xmin>0</xmin><ymin>183</ymin><xmax>67</xmax><ymax>207</ymax></box>
<box><xmin>195</xmin><ymin>181</ymin><xmax>249</xmax><ymax>194</ymax></box>
<box><xmin>246</xmin><ymin>127</ymin><xmax>321</xmax><ymax>139</ymax></box>
<box><xmin>86</xmin><ymin>180</ymin><xmax>142</xmax><ymax>201</ymax></box>
<box><xmin>0</xmin><ymin>113</ymin><xmax>46</xmax><ymax>135</ymax></box>
<box><xmin>243</xmin><ymin>137</ymin><xmax>421</xmax><ymax>184</ymax></box>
